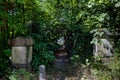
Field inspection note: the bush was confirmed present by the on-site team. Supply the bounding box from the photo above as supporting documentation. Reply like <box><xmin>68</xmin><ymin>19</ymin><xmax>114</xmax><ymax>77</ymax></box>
<box><xmin>85</xmin><ymin>47</ymin><xmax>120</xmax><ymax>80</ymax></box>
<box><xmin>8</xmin><ymin>69</ymin><xmax>34</xmax><ymax>80</ymax></box>
<box><xmin>0</xmin><ymin>49</ymin><xmax>11</xmax><ymax>77</ymax></box>
<box><xmin>31</xmin><ymin>34</ymin><xmax>55</xmax><ymax>72</ymax></box>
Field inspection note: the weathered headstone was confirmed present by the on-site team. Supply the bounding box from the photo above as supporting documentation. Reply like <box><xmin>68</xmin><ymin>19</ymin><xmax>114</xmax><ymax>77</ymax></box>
<box><xmin>93</xmin><ymin>38</ymin><xmax>113</xmax><ymax>57</ymax></box>
<box><xmin>93</xmin><ymin>29</ymin><xmax>114</xmax><ymax>63</ymax></box>
<box><xmin>8</xmin><ymin>37</ymin><xmax>34</xmax><ymax>70</ymax></box>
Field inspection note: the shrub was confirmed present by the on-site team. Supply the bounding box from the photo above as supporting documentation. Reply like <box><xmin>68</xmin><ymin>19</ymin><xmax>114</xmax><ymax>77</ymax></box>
<box><xmin>8</xmin><ymin>69</ymin><xmax>34</xmax><ymax>80</ymax></box>
<box><xmin>0</xmin><ymin>49</ymin><xmax>11</xmax><ymax>77</ymax></box>
<box><xmin>31</xmin><ymin>34</ymin><xmax>55</xmax><ymax>72</ymax></box>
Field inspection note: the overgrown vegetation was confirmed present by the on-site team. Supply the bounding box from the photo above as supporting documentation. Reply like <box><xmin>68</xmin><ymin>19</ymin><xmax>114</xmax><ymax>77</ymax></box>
<box><xmin>84</xmin><ymin>48</ymin><xmax>120</xmax><ymax>80</ymax></box>
<box><xmin>0</xmin><ymin>0</ymin><xmax>120</xmax><ymax>79</ymax></box>
<box><xmin>0</xmin><ymin>49</ymin><xmax>10</xmax><ymax>77</ymax></box>
<box><xmin>8</xmin><ymin>69</ymin><xmax>35</xmax><ymax>80</ymax></box>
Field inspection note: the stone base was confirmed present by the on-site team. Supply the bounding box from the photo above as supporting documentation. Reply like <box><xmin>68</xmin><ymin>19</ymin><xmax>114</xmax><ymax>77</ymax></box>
<box><xmin>11</xmin><ymin>63</ymin><xmax>31</xmax><ymax>71</ymax></box>
<box><xmin>53</xmin><ymin>58</ymin><xmax>69</xmax><ymax>70</ymax></box>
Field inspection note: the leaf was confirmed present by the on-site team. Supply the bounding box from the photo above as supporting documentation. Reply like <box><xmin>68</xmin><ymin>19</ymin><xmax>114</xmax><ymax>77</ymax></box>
<box><xmin>76</xmin><ymin>11</ymin><xmax>85</xmax><ymax>20</ymax></box>
<box><xmin>99</xmin><ymin>32</ymin><xmax>104</xmax><ymax>37</ymax></box>
<box><xmin>90</xmin><ymin>29</ymin><xmax>98</xmax><ymax>33</ymax></box>
<box><xmin>115</xmin><ymin>2</ymin><xmax>120</xmax><ymax>7</ymax></box>
<box><xmin>91</xmin><ymin>38</ymin><xmax>98</xmax><ymax>44</ymax></box>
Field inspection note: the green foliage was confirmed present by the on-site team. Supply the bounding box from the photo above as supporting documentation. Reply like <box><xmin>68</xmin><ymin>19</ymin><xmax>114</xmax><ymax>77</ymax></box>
<box><xmin>0</xmin><ymin>32</ymin><xmax>3</xmax><ymax>49</ymax></box>
<box><xmin>85</xmin><ymin>35</ymin><xmax>120</xmax><ymax>80</ymax></box>
<box><xmin>70</xmin><ymin>54</ymin><xmax>80</xmax><ymax>66</ymax></box>
<box><xmin>90</xmin><ymin>28</ymin><xmax>104</xmax><ymax>56</ymax></box>
<box><xmin>89</xmin><ymin>53</ymin><xmax>120</xmax><ymax>80</ymax></box>
<box><xmin>82</xmin><ymin>47</ymin><xmax>120</xmax><ymax>80</ymax></box>
<box><xmin>29</xmin><ymin>0</ymin><xmax>93</xmax><ymax>71</ymax></box>
<box><xmin>31</xmin><ymin>34</ymin><xmax>55</xmax><ymax>71</ymax></box>
<box><xmin>8</xmin><ymin>69</ymin><xmax>34</xmax><ymax>80</ymax></box>
<box><xmin>0</xmin><ymin>0</ymin><xmax>120</xmax><ymax>78</ymax></box>
<box><xmin>0</xmin><ymin>49</ymin><xmax>11</xmax><ymax>77</ymax></box>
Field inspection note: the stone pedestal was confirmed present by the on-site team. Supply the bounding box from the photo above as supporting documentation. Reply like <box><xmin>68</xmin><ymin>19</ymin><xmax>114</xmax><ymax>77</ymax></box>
<box><xmin>9</xmin><ymin>37</ymin><xmax>34</xmax><ymax>70</ymax></box>
<box><xmin>54</xmin><ymin>48</ymin><xmax>69</xmax><ymax>69</ymax></box>
<box><xmin>54</xmin><ymin>36</ymin><xmax>69</xmax><ymax>69</ymax></box>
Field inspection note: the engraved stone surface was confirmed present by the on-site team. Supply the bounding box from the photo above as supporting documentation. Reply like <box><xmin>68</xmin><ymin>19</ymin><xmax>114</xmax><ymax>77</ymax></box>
<box><xmin>11</xmin><ymin>46</ymin><xmax>33</xmax><ymax>64</ymax></box>
<box><xmin>12</xmin><ymin>46</ymin><xmax>26</xmax><ymax>64</ymax></box>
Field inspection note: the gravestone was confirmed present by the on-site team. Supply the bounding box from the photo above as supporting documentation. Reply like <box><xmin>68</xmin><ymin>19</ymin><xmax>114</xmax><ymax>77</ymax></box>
<box><xmin>93</xmin><ymin>29</ymin><xmax>114</xmax><ymax>63</ymax></box>
<box><xmin>54</xmin><ymin>37</ymin><xmax>69</xmax><ymax>69</ymax></box>
<box><xmin>8</xmin><ymin>37</ymin><xmax>34</xmax><ymax>70</ymax></box>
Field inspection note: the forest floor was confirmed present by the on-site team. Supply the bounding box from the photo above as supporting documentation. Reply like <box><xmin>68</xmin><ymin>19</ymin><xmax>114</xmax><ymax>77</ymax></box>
<box><xmin>0</xmin><ymin>64</ymin><xmax>96</xmax><ymax>80</ymax></box>
<box><xmin>46</xmin><ymin>64</ymin><xmax>95</xmax><ymax>80</ymax></box>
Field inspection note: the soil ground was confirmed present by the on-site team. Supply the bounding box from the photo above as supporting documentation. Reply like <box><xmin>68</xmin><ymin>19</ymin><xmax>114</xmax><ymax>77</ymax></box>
<box><xmin>46</xmin><ymin>64</ymin><xmax>95</xmax><ymax>80</ymax></box>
